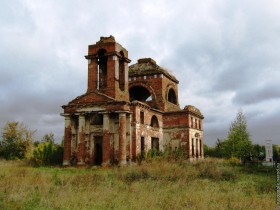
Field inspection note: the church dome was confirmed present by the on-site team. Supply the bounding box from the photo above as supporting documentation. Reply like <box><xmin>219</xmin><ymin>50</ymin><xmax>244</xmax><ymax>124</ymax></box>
<box><xmin>184</xmin><ymin>105</ymin><xmax>203</xmax><ymax>116</ymax></box>
<box><xmin>129</xmin><ymin>58</ymin><xmax>178</xmax><ymax>83</ymax></box>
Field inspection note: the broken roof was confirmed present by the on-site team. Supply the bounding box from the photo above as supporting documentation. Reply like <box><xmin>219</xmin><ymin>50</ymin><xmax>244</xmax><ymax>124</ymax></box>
<box><xmin>129</xmin><ymin>58</ymin><xmax>178</xmax><ymax>83</ymax></box>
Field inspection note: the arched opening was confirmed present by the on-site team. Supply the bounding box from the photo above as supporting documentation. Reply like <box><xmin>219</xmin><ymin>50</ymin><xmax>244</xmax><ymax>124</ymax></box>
<box><xmin>129</xmin><ymin>86</ymin><xmax>152</xmax><ymax>102</ymax></box>
<box><xmin>150</xmin><ymin>115</ymin><xmax>159</xmax><ymax>128</ymax></box>
<box><xmin>97</xmin><ymin>49</ymin><xmax>107</xmax><ymax>89</ymax></box>
<box><xmin>167</xmin><ymin>88</ymin><xmax>177</xmax><ymax>104</ymax></box>
<box><xmin>119</xmin><ymin>51</ymin><xmax>125</xmax><ymax>91</ymax></box>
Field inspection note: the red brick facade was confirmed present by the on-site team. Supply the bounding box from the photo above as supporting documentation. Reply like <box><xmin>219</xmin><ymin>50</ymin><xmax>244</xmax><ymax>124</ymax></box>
<box><xmin>62</xmin><ymin>36</ymin><xmax>204</xmax><ymax>166</ymax></box>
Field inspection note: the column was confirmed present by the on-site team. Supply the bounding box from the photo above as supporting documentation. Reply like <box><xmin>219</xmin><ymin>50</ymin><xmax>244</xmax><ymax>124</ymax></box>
<box><xmin>119</xmin><ymin>113</ymin><xmax>127</xmax><ymax>165</ymax></box>
<box><xmin>102</xmin><ymin>113</ymin><xmax>110</xmax><ymax>166</ymax></box>
<box><xmin>63</xmin><ymin>115</ymin><xmax>71</xmax><ymax>166</ymax></box>
<box><xmin>127</xmin><ymin>114</ymin><xmax>132</xmax><ymax>164</ymax></box>
<box><xmin>77</xmin><ymin>115</ymin><xmax>85</xmax><ymax>165</ymax></box>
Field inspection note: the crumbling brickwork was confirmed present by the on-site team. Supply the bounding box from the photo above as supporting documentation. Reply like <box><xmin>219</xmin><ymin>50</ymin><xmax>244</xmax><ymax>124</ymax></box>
<box><xmin>62</xmin><ymin>36</ymin><xmax>204</xmax><ymax>166</ymax></box>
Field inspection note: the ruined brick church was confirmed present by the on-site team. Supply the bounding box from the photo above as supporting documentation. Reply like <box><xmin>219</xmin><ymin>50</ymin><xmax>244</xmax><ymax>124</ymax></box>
<box><xmin>62</xmin><ymin>36</ymin><xmax>204</xmax><ymax>166</ymax></box>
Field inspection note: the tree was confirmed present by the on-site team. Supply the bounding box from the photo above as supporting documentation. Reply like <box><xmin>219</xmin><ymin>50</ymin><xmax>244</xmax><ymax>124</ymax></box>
<box><xmin>215</xmin><ymin>138</ymin><xmax>223</xmax><ymax>158</ymax></box>
<box><xmin>204</xmin><ymin>144</ymin><xmax>217</xmax><ymax>157</ymax></box>
<box><xmin>252</xmin><ymin>144</ymin><xmax>265</xmax><ymax>161</ymax></box>
<box><xmin>41</xmin><ymin>133</ymin><xmax>55</xmax><ymax>143</ymax></box>
<box><xmin>273</xmin><ymin>145</ymin><xmax>280</xmax><ymax>163</ymax></box>
<box><xmin>222</xmin><ymin>110</ymin><xmax>253</xmax><ymax>161</ymax></box>
<box><xmin>0</xmin><ymin>121</ymin><xmax>35</xmax><ymax>160</ymax></box>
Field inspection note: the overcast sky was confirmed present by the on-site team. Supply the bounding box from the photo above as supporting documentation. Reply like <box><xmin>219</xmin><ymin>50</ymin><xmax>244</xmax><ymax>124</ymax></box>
<box><xmin>0</xmin><ymin>0</ymin><xmax>279</xmax><ymax>146</ymax></box>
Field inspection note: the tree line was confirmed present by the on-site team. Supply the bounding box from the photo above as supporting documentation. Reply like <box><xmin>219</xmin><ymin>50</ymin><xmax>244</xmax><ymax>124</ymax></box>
<box><xmin>204</xmin><ymin>110</ymin><xmax>280</xmax><ymax>163</ymax></box>
<box><xmin>0</xmin><ymin>121</ymin><xmax>63</xmax><ymax>166</ymax></box>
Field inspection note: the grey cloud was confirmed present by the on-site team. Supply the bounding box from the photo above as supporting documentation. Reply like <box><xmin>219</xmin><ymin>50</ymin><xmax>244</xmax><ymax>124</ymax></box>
<box><xmin>233</xmin><ymin>84</ymin><xmax>280</xmax><ymax>105</ymax></box>
<box><xmin>0</xmin><ymin>0</ymin><xmax>280</xmax><ymax>145</ymax></box>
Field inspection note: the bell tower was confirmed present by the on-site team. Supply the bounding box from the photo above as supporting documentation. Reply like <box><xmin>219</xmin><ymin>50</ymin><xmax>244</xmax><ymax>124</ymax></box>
<box><xmin>85</xmin><ymin>35</ymin><xmax>131</xmax><ymax>101</ymax></box>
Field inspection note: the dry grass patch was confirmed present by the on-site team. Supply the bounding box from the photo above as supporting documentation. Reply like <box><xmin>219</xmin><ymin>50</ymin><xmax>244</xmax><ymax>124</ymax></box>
<box><xmin>0</xmin><ymin>158</ymin><xmax>276</xmax><ymax>209</ymax></box>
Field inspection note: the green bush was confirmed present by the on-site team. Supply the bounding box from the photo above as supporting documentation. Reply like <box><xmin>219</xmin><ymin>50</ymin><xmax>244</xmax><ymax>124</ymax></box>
<box><xmin>31</xmin><ymin>141</ymin><xmax>63</xmax><ymax>166</ymax></box>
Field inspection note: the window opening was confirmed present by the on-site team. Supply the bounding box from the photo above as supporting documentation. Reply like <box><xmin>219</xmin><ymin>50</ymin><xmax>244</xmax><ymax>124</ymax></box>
<box><xmin>192</xmin><ymin>138</ymin><xmax>194</xmax><ymax>157</ymax></box>
<box><xmin>167</xmin><ymin>88</ymin><xmax>177</xmax><ymax>104</ymax></box>
<box><xmin>150</xmin><ymin>115</ymin><xmax>159</xmax><ymax>128</ymax></box>
<box><xmin>141</xmin><ymin>137</ymin><xmax>145</xmax><ymax>153</ymax></box>
<box><xmin>140</xmin><ymin>111</ymin><xmax>144</xmax><ymax>124</ymax></box>
<box><xmin>97</xmin><ymin>49</ymin><xmax>107</xmax><ymax>89</ymax></box>
<box><xmin>90</xmin><ymin>114</ymin><xmax>103</xmax><ymax>125</ymax></box>
<box><xmin>151</xmin><ymin>137</ymin><xmax>159</xmax><ymax>151</ymax></box>
<box><xmin>119</xmin><ymin>51</ymin><xmax>125</xmax><ymax>91</ymax></box>
<box><xmin>196</xmin><ymin>138</ymin><xmax>199</xmax><ymax>158</ymax></box>
<box><xmin>200</xmin><ymin>139</ymin><xmax>202</xmax><ymax>156</ymax></box>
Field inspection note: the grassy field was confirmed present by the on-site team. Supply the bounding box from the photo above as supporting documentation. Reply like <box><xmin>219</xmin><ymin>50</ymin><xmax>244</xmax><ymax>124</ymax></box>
<box><xmin>0</xmin><ymin>158</ymin><xmax>276</xmax><ymax>210</ymax></box>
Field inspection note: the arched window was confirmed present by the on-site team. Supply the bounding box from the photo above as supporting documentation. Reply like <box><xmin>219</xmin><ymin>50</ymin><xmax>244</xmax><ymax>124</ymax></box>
<box><xmin>97</xmin><ymin>49</ymin><xmax>107</xmax><ymax>89</ymax></box>
<box><xmin>167</xmin><ymin>88</ymin><xmax>177</xmax><ymax>104</ymax></box>
<box><xmin>129</xmin><ymin>86</ymin><xmax>152</xmax><ymax>102</ymax></box>
<box><xmin>119</xmin><ymin>51</ymin><xmax>125</xmax><ymax>91</ymax></box>
<box><xmin>150</xmin><ymin>115</ymin><xmax>159</xmax><ymax>128</ymax></box>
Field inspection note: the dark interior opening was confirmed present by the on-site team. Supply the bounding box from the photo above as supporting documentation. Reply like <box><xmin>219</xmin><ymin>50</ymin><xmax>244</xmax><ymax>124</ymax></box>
<box><xmin>119</xmin><ymin>51</ymin><xmax>125</xmax><ymax>91</ymax></box>
<box><xmin>192</xmin><ymin>138</ymin><xmax>194</xmax><ymax>158</ymax></box>
<box><xmin>97</xmin><ymin>49</ymin><xmax>107</xmax><ymax>89</ymax></box>
<box><xmin>167</xmin><ymin>88</ymin><xmax>177</xmax><ymax>104</ymax></box>
<box><xmin>151</xmin><ymin>115</ymin><xmax>159</xmax><ymax>128</ymax></box>
<box><xmin>129</xmin><ymin>86</ymin><xmax>152</xmax><ymax>102</ymax></box>
<box><xmin>151</xmin><ymin>137</ymin><xmax>159</xmax><ymax>151</ymax></box>
<box><xmin>94</xmin><ymin>136</ymin><xmax>103</xmax><ymax>165</ymax></box>
<box><xmin>91</xmin><ymin>114</ymin><xmax>103</xmax><ymax>125</ymax></box>
<box><xmin>141</xmin><ymin>137</ymin><xmax>145</xmax><ymax>153</ymax></box>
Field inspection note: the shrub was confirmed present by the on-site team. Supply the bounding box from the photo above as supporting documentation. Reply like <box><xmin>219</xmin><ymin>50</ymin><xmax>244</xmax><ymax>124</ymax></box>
<box><xmin>196</xmin><ymin>159</ymin><xmax>236</xmax><ymax>181</ymax></box>
<box><xmin>228</xmin><ymin>157</ymin><xmax>241</xmax><ymax>166</ymax></box>
<box><xmin>31</xmin><ymin>142</ymin><xmax>63</xmax><ymax>166</ymax></box>
<box><xmin>220</xmin><ymin>168</ymin><xmax>236</xmax><ymax>181</ymax></box>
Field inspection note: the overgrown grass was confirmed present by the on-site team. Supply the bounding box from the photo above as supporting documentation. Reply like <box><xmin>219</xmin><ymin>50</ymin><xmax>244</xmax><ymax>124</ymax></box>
<box><xmin>0</xmin><ymin>158</ymin><xmax>276</xmax><ymax>209</ymax></box>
